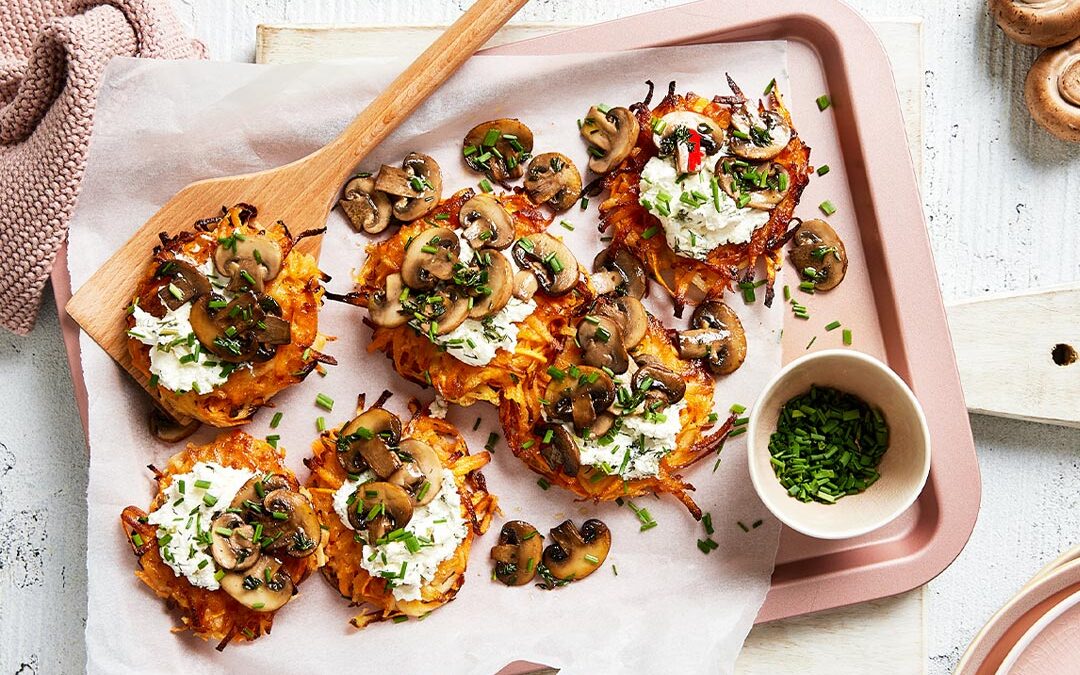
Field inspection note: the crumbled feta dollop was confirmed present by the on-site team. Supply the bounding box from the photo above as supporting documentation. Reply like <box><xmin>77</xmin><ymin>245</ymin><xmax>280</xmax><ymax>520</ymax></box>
<box><xmin>146</xmin><ymin>462</ymin><xmax>254</xmax><ymax>590</ymax></box>
<box><xmin>332</xmin><ymin>470</ymin><xmax>468</xmax><ymax>601</ymax></box>
<box><xmin>639</xmin><ymin>155</ymin><xmax>769</xmax><ymax>259</ymax></box>
<box><xmin>436</xmin><ymin>296</ymin><xmax>537</xmax><ymax>367</ymax></box>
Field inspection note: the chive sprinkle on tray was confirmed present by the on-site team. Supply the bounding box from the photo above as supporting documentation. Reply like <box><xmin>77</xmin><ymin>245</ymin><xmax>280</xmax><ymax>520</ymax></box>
<box><xmin>768</xmin><ymin>386</ymin><xmax>889</xmax><ymax>504</ymax></box>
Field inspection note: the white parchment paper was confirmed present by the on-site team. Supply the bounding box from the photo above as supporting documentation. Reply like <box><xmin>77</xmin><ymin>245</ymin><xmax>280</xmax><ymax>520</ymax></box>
<box><xmin>71</xmin><ymin>43</ymin><xmax>788</xmax><ymax>675</ymax></box>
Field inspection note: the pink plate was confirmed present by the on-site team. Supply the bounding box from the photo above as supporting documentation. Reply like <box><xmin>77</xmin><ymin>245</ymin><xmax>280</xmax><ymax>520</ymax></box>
<box><xmin>956</xmin><ymin>558</ymin><xmax>1080</xmax><ymax>675</ymax></box>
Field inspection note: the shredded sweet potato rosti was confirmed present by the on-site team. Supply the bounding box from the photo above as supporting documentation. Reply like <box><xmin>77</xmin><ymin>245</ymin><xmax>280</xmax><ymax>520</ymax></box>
<box><xmin>305</xmin><ymin>412</ymin><xmax>496</xmax><ymax>628</ymax></box>
<box><xmin>127</xmin><ymin>204</ymin><xmax>330</xmax><ymax>427</ymax></box>
<box><xmin>120</xmin><ymin>432</ymin><xmax>323</xmax><ymax>649</ymax></box>
<box><xmin>597</xmin><ymin>81</ymin><xmax>811</xmax><ymax>309</ymax></box>
<box><xmin>354</xmin><ymin>189</ymin><xmax>592</xmax><ymax>407</ymax></box>
<box><xmin>499</xmin><ymin>315</ymin><xmax>736</xmax><ymax>518</ymax></box>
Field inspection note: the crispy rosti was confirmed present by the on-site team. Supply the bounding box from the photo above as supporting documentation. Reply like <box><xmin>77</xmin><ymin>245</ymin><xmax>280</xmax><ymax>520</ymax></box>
<box><xmin>593</xmin><ymin>79</ymin><xmax>811</xmax><ymax>309</ymax></box>
<box><xmin>120</xmin><ymin>431</ymin><xmax>325</xmax><ymax>649</ymax></box>
<box><xmin>349</xmin><ymin>189</ymin><xmax>592</xmax><ymax>407</ymax></box>
<box><xmin>499</xmin><ymin>311</ymin><xmax>736</xmax><ymax>519</ymax></box>
<box><xmin>305</xmin><ymin>406</ymin><xmax>496</xmax><ymax>628</ymax></box>
<box><xmin>126</xmin><ymin>204</ymin><xmax>332</xmax><ymax>427</ymax></box>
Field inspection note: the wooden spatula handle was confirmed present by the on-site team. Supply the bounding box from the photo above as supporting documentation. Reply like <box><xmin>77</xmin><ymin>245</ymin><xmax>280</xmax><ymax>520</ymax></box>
<box><xmin>304</xmin><ymin>0</ymin><xmax>529</xmax><ymax>195</ymax></box>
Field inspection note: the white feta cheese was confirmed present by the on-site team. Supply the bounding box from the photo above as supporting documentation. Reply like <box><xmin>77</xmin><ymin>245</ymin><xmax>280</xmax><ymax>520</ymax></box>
<box><xmin>638</xmin><ymin>155</ymin><xmax>769</xmax><ymax>259</ymax></box>
<box><xmin>332</xmin><ymin>469</ymin><xmax>468</xmax><ymax>602</ymax></box>
<box><xmin>146</xmin><ymin>462</ymin><xmax>255</xmax><ymax>590</ymax></box>
<box><xmin>129</xmin><ymin>303</ymin><xmax>230</xmax><ymax>394</ymax></box>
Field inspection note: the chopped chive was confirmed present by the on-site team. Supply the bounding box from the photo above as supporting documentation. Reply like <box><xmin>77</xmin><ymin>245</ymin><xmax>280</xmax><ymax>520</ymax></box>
<box><xmin>819</xmin><ymin>200</ymin><xmax>837</xmax><ymax>216</ymax></box>
<box><xmin>270</xmin><ymin>412</ymin><xmax>283</xmax><ymax>429</ymax></box>
<box><xmin>316</xmin><ymin>416</ymin><xmax>326</xmax><ymax>432</ymax></box>
<box><xmin>728</xmin><ymin>426</ymin><xmax>747</xmax><ymax>438</ymax></box>
<box><xmin>843</xmin><ymin>328</ymin><xmax>853</xmax><ymax>345</ymax></box>
<box><xmin>478</xmin><ymin>179</ymin><xmax>493</xmax><ymax>193</ymax></box>
<box><xmin>817</xmin><ymin>165</ymin><xmax>831</xmax><ymax>176</ymax></box>
<box><xmin>642</xmin><ymin>226</ymin><xmax>660</xmax><ymax>240</ymax></box>
<box><xmin>537</xmin><ymin>478</ymin><xmax>551</xmax><ymax>490</ymax></box>
<box><xmin>764</xmin><ymin>78</ymin><xmax>777</xmax><ymax>95</ymax></box>
<box><xmin>392</xmin><ymin>615</ymin><xmax>409</xmax><ymax>624</ymax></box>
<box><xmin>816</xmin><ymin>94</ymin><xmax>832</xmax><ymax>111</ymax></box>
<box><xmin>737</xmin><ymin>521</ymin><xmax>750</xmax><ymax>532</ymax></box>
<box><xmin>730</xmin><ymin>403</ymin><xmax>747</xmax><ymax>414</ymax></box>
<box><xmin>806</xmin><ymin>336</ymin><xmax>817</xmax><ymax>350</ymax></box>
<box><xmin>315</xmin><ymin>393</ymin><xmax>334</xmax><ymax>411</ymax></box>
<box><xmin>825</xmin><ymin>320</ymin><xmax>842</xmax><ymax>331</ymax></box>
<box><xmin>560</xmin><ymin>220</ymin><xmax>575</xmax><ymax>231</ymax></box>
<box><xmin>703</xmin><ymin>512</ymin><xmax>714</xmax><ymax>535</ymax></box>
<box><xmin>266</xmin><ymin>434</ymin><xmax>280</xmax><ymax>448</ymax></box>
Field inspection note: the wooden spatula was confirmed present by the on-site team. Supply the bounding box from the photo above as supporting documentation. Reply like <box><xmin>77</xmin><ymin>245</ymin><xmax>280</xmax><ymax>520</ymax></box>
<box><xmin>65</xmin><ymin>0</ymin><xmax>528</xmax><ymax>414</ymax></box>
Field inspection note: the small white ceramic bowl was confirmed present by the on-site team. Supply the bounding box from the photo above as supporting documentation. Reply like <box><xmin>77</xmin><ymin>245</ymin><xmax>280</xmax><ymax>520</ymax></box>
<box><xmin>747</xmin><ymin>349</ymin><xmax>931</xmax><ymax>540</ymax></box>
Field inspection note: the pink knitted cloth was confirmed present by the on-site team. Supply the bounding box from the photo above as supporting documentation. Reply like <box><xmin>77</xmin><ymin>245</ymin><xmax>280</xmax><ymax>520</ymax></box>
<box><xmin>0</xmin><ymin>0</ymin><xmax>204</xmax><ymax>334</ymax></box>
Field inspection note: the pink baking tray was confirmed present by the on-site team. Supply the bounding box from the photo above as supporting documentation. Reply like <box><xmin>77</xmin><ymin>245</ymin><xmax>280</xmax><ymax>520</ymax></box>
<box><xmin>52</xmin><ymin>0</ymin><xmax>979</xmax><ymax>624</ymax></box>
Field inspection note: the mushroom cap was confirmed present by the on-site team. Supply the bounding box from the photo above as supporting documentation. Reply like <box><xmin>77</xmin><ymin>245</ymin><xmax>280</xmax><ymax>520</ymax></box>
<box><xmin>512</xmin><ymin>270</ymin><xmax>539</xmax><ymax>301</ymax></box>
<box><xmin>463</xmin><ymin>119</ymin><xmax>534</xmax><ymax>182</ymax></box>
<box><xmin>789</xmin><ymin>219</ymin><xmax>848</xmax><ymax>291</ymax></box>
<box><xmin>1026</xmin><ymin>37</ymin><xmax>1080</xmax><ymax>142</ymax></box>
<box><xmin>459</xmin><ymin>193</ymin><xmax>516</xmax><ymax>250</ymax></box>
<box><xmin>716</xmin><ymin>157</ymin><xmax>791</xmax><ymax>210</ymax></box>
<box><xmin>524</xmin><ymin>152</ymin><xmax>582</xmax><ymax>212</ymax></box>
<box><xmin>728</xmin><ymin>107</ymin><xmax>792</xmax><ymax>161</ymax></box>
<box><xmin>189</xmin><ymin>293</ymin><xmax>282</xmax><ymax>364</ymax></box>
<box><xmin>467</xmin><ymin>251</ymin><xmax>514</xmax><ymax>319</ymax></box>
<box><xmin>347</xmin><ymin>481</ymin><xmax>414</xmax><ymax>540</ymax></box>
<box><xmin>542</xmin><ymin>519</ymin><xmax>611</xmax><ymax>582</ymax></box>
<box><xmin>368</xmin><ymin>273</ymin><xmax>409</xmax><ymax>328</ymax></box>
<box><xmin>375</xmin><ymin>152</ymin><xmax>443</xmax><ymax>222</ymax></box>
<box><xmin>387</xmin><ymin>438</ymin><xmax>444</xmax><ymax>506</ymax></box>
<box><xmin>535</xmin><ymin>423</ymin><xmax>581</xmax><ymax>476</ymax></box>
<box><xmin>544</xmin><ymin>365</ymin><xmax>616</xmax><ymax>434</ymax></box>
<box><xmin>991</xmin><ymin>0</ymin><xmax>1080</xmax><ymax>47</ymax></box>
<box><xmin>153</xmin><ymin>259</ymin><xmax>211</xmax><ymax>312</ymax></box>
<box><xmin>209</xmin><ymin>512</ymin><xmax>260</xmax><ymax>572</ymax></box>
<box><xmin>401</xmin><ymin>226</ymin><xmax>460</xmax><ymax>290</ymax></box>
<box><xmin>219</xmin><ymin>555</ymin><xmax>295</xmax><ymax>612</ymax></box>
<box><xmin>632</xmin><ymin>355</ymin><xmax>687</xmax><ymax>406</ymax></box>
<box><xmin>416</xmin><ymin>285</ymin><xmax>471</xmax><ymax>335</ymax></box>
<box><xmin>491</xmin><ymin>520</ymin><xmax>544</xmax><ymax>586</ymax></box>
<box><xmin>213</xmin><ymin>233</ymin><xmax>283</xmax><ymax>293</ymax></box>
<box><xmin>511</xmin><ymin>233</ymin><xmax>579</xmax><ymax>296</ymax></box>
<box><xmin>338</xmin><ymin>408</ymin><xmax>403</xmax><ymax>477</ymax></box>
<box><xmin>654</xmin><ymin>111</ymin><xmax>725</xmax><ymax>173</ymax></box>
<box><xmin>339</xmin><ymin>174</ymin><xmax>393</xmax><ymax>234</ymax></box>
<box><xmin>230</xmin><ymin>473</ymin><xmax>291</xmax><ymax>513</ymax></box>
<box><xmin>592</xmin><ymin>245</ymin><xmax>648</xmax><ymax>299</ymax></box>
<box><xmin>593</xmin><ymin>295</ymin><xmax>647</xmax><ymax>350</ymax></box>
<box><xmin>581</xmin><ymin>106</ymin><xmax>641</xmax><ymax>174</ymax></box>
<box><xmin>576</xmin><ymin>315</ymin><xmax>630</xmax><ymax>374</ymax></box>
<box><xmin>682</xmin><ymin>300</ymin><xmax>748</xmax><ymax>375</ymax></box>
<box><xmin>257</xmin><ymin>488</ymin><xmax>321</xmax><ymax>558</ymax></box>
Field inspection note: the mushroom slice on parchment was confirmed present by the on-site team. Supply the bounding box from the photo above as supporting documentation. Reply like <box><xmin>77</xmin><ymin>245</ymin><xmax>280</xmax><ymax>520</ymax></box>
<box><xmin>219</xmin><ymin>555</ymin><xmax>295</xmax><ymax>612</ymax></box>
<box><xmin>511</xmin><ymin>233</ymin><xmax>578</xmax><ymax>296</ymax></box>
<box><xmin>542</xmin><ymin>519</ymin><xmax>611</xmax><ymax>583</ymax></box>
<box><xmin>337</xmin><ymin>408</ymin><xmax>403</xmax><ymax>477</ymax></box>
<box><xmin>459</xmin><ymin>193</ymin><xmax>515</xmax><ymax>250</ymax></box>
<box><xmin>580</xmin><ymin>105</ymin><xmax>640</xmax><ymax>174</ymax></box>
<box><xmin>387</xmin><ymin>438</ymin><xmax>444</xmax><ymax>506</ymax></box>
<box><xmin>576</xmin><ymin>315</ymin><xmax>630</xmax><ymax>375</ymax></box>
<box><xmin>375</xmin><ymin>152</ymin><xmax>443</xmax><ymax>222</ymax></box>
<box><xmin>347</xmin><ymin>481</ymin><xmax>414</xmax><ymax>542</ymax></box>
<box><xmin>464</xmin><ymin>119</ymin><xmax>534</xmax><ymax>182</ymax></box>
<box><xmin>716</xmin><ymin>157</ymin><xmax>792</xmax><ymax>210</ymax></box>
<box><xmin>523</xmin><ymin>152</ymin><xmax>582</xmax><ymax>212</ymax></box>
<box><xmin>677</xmin><ymin>300</ymin><xmax>747</xmax><ymax>376</ymax></box>
<box><xmin>368</xmin><ymin>273</ymin><xmax>409</xmax><ymax>328</ymax></box>
<box><xmin>339</xmin><ymin>174</ymin><xmax>393</xmax><ymax>234</ymax></box>
<box><xmin>789</xmin><ymin>219</ymin><xmax>848</xmax><ymax>291</ymax></box>
<box><xmin>400</xmin><ymin>226</ymin><xmax>460</xmax><ymax>290</ymax></box>
<box><xmin>491</xmin><ymin>520</ymin><xmax>544</xmax><ymax>586</ymax></box>
<box><xmin>544</xmin><ymin>365</ymin><xmax>616</xmax><ymax>435</ymax></box>
<box><xmin>727</xmin><ymin>106</ymin><xmax>792</xmax><ymax>161</ymax></box>
<box><xmin>535</xmin><ymin>422</ymin><xmax>581</xmax><ymax>476</ymax></box>
<box><xmin>467</xmin><ymin>251</ymin><xmax>513</xmax><ymax>319</ymax></box>
<box><xmin>213</xmin><ymin>233</ymin><xmax>283</xmax><ymax>294</ymax></box>
<box><xmin>257</xmin><ymin>488</ymin><xmax>321</xmax><ymax>558</ymax></box>
<box><xmin>209</xmin><ymin>512</ymin><xmax>260</xmax><ymax>572</ymax></box>
<box><xmin>592</xmin><ymin>245</ymin><xmax>648</xmax><ymax>299</ymax></box>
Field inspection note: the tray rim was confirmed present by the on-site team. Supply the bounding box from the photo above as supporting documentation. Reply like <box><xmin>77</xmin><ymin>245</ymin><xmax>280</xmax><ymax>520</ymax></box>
<box><xmin>482</xmin><ymin>0</ymin><xmax>980</xmax><ymax>623</ymax></box>
<box><xmin>49</xmin><ymin>0</ymin><xmax>979</xmax><ymax>627</ymax></box>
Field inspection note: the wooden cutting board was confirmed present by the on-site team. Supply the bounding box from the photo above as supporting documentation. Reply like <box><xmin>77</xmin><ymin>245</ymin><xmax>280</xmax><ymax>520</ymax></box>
<box><xmin>255</xmin><ymin>19</ymin><xmax>930</xmax><ymax>675</ymax></box>
<box><xmin>255</xmin><ymin>20</ymin><xmax>1080</xmax><ymax>431</ymax></box>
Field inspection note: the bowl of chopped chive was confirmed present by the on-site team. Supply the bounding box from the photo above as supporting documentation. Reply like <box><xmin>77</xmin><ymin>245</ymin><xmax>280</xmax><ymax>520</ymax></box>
<box><xmin>747</xmin><ymin>350</ymin><xmax>931</xmax><ymax>540</ymax></box>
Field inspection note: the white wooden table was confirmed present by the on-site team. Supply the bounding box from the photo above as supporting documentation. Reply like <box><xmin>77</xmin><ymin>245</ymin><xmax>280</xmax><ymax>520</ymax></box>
<box><xmin>1</xmin><ymin>1</ymin><xmax>1078</xmax><ymax>674</ymax></box>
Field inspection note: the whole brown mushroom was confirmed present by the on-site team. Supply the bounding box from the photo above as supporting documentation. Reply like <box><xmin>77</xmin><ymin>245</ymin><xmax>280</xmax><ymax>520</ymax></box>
<box><xmin>541</xmin><ymin>519</ymin><xmax>611</xmax><ymax>583</ymax></box>
<box><xmin>523</xmin><ymin>153</ymin><xmax>582</xmax><ymax>212</ymax></box>
<box><xmin>490</xmin><ymin>520</ymin><xmax>544</xmax><ymax>586</ymax></box>
<box><xmin>1025</xmin><ymin>36</ymin><xmax>1080</xmax><ymax>142</ymax></box>
<box><xmin>990</xmin><ymin>0</ymin><xmax>1080</xmax><ymax>48</ymax></box>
